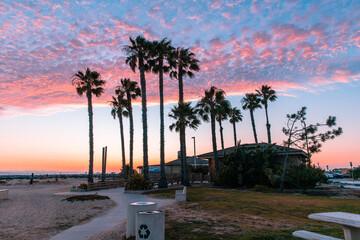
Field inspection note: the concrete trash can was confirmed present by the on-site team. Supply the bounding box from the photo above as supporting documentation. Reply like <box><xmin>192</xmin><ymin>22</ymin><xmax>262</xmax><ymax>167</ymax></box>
<box><xmin>136</xmin><ymin>210</ymin><xmax>165</xmax><ymax>240</ymax></box>
<box><xmin>126</xmin><ymin>202</ymin><xmax>158</xmax><ymax>238</ymax></box>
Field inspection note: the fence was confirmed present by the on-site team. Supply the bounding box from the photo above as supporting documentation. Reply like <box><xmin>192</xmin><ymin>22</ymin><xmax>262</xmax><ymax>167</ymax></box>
<box><xmin>87</xmin><ymin>179</ymin><xmax>126</xmax><ymax>191</ymax></box>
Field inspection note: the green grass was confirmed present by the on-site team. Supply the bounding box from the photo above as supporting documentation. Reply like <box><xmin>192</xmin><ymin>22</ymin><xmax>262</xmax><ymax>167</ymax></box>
<box><xmin>146</xmin><ymin>187</ymin><xmax>360</xmax><ymax>239</ymax></box>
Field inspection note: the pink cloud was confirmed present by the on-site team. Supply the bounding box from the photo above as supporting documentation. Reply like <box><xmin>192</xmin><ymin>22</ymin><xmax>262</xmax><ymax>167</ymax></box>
<box><xmin>272</xmin><ymin>24</ymin><xmax>310</xmax><ymax>46</ymax></box>
<box><xmin>253</xmin><ymin>30</ymin><xmax>272</xmax><ymax>47</ymax></box>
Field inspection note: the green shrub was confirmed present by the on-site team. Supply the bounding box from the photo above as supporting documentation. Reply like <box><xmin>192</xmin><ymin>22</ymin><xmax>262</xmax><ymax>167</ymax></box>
<box><xmin>217</xmin><ymin>144</ymin><xmax>279</xmax><ymax>188</ymax></box>
<box><xmin>77</xmin><ymin>183</ymin><xmax>88</xmax><ymax>190</ymax></box>
<box><xmin>285</xmin><ymin>165</ymin><xmax>325</xmax><ymax>192</ymax></box>
<box><xmin>125</xmin><ymin>172</ymin><xmax>153</xmax><ymax>191</ymax></box>
<box><xmin>252</xmin><ymin>185</ymin><xmax>271</xmax><ymax>192</ymax></box>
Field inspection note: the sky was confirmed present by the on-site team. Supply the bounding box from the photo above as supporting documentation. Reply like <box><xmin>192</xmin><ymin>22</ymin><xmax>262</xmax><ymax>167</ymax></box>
<box><xmin>0</xmin><ymin>0</ymin><xmax>359</xmax><ymax>173</ymax></box>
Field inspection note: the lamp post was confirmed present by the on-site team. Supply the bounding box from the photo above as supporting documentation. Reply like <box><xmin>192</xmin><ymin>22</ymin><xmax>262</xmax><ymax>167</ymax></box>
<box><xmin>192</xmin><ymin>137</ymin><xmax>197</xmax><ymax>169</ymax></box>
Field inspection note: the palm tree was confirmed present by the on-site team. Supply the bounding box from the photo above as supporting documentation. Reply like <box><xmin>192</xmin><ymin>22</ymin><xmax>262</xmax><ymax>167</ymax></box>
<box><xmin>196</xmin><ymin>86</ymin><xmax>226</xmax><ymax>177</ymax></box>
<box><xmin>170</xmin><ymin>47</ymin><xmax>200</xmax><ymax>184</ymax></box>
<box><xmin>169</xmin><ymin>102</ymin><xmax>200</xmax><ymax>186</ymax></box>
<box><xmin>242</xmin><ymin>93</ymin><xmax>262</xmax><ymax>144</ymax></box>
<box><xmin>72</xmin><ymin>68</ymin><xmax>106</xmax><ymax>183</ymax></box>
<box><xmin>120</xmin><ymin>78</ymin><xmax>141</xmax><ymax>178</ymax></box>
<box><xmin>148</xmin><ymin>38</ymin><xmax>175</xmax><ymax>188</ymax></box>
<box><xmin>229</xmin><ymin>107</ymin><xmax>243</xmax><ymax>147</ymax></box>
<box><xmin>215</xmin><ymin>100</ymin><xmax>231</xmax><ymax>152</ymax></box>
<box><xmin>109</xmin><ymin>91</ymin><xmax>128</xmax><ymax>179</ymax></box>
<box><xmin>123</xmin><ymin>36</ymin><xmax>151</xmax><ymax>180</ymax></box>
<box><xmin>256</xmin><ymin>85</ymin><xmax>277</xmax><ymax>144</ymax></box>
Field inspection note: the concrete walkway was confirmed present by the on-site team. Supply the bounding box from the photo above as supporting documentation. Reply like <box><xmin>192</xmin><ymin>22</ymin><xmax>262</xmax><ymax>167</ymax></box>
<box><xmin>50</xmin><ymin>188</ymin><xmax>174</xmax><ymax>240</ymax></box>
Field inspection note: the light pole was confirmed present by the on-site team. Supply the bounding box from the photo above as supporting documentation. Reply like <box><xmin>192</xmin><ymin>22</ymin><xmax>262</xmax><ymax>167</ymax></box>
<box><xmin>192</xmin><ymin>137</ymin><xmax>197</xmax><ymax>169</ymax></box>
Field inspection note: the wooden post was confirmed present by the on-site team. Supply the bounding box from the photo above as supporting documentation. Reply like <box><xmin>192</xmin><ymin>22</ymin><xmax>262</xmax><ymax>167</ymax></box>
<box><xmin>101</xmin><ymin>146</ymin><xmax>107</xmax><ymax>182</ymax></box>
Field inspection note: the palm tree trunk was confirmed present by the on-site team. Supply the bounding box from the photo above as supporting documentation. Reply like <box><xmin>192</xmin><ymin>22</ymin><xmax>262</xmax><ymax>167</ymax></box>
<box><xmin>233</xmin><ymin>122</ymin><xmax>237</xmax><ymax>147</ymax></box>
<box><xmin>179</xmin><ymin>131</ymin><xmax>184</xmax><ymax>185</ymax></box>
<box><xmin>178</xmin><ymin>66</ymin><xmax>184</xmax><ymax>104</ymax></box>
<box><xmin>118</xmin><ymin>112</ymin><xmax>126</xmax><ymax>179</ymax></box>
<box><xmin>139</xmin><ymin>55</ymin><xmax>149</xmax><ymax>180</ymax></box>
<box><xmin>178</xmin><ymin>67</ymin><xmax>186</xmax><ymax>185</ymax></box>
<box><xmin>250</xmin><ymin>110</ymin><xmax>258</xmax><ymax>144</ymax></box>
<box><xmin>181</xmin><ymin>125</ymin><xmax>190</xmax><ymax>186</ymax></box>
<box><xmin>265</xmin><ymin>104</ymin><xmax>271</xmax><ymax>144</ymax></box>
<box><xmin>158</xmin><ymin>61</ymin><xmax>167</xmax><ymax>188</ymax></box>
<box><xmin>87</xmin><ymin>91</ymin><xmax>94</xmax><ymax>183</ymax></box>
<box><xmin>211</xmin><ymin>112</ymin><xmax>219</xmax><ymax>177</ymax></box>
<box><xmin>219</xmin><ymin>119</ymin><xmax>225</xmax><ymax>152</ymax></box>
<box><xmin>128</xmin><ymin>95</ymin><xmax>134</xmax><ymax>178</ymax></box>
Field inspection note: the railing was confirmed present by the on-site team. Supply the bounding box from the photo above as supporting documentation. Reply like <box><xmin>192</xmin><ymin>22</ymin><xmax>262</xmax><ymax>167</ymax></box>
<box><xmin>149</xmin><ymin>173</ymin><xmax>209</xmax><ymax>186</ymax></box>
<box><xmin>87</xmin><ymin>179</ymin><xmax>126</xmax><ymax>191</ymax></box>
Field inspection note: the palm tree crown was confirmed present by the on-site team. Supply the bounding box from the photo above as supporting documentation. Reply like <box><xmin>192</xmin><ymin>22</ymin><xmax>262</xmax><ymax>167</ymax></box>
<box><xmin>169</xmin><ymin>102</ymin><xmax>200</xmax><ymax>132</ymax></box>
<box><xmin>170</xmin><ymin>47</ymin><xmax>200</xmax><ymax>103</ymax></box>
<box><xmin>72</xmin><ymin>68</ymin><xmax>105</xmax><ymax>97</ymax></box>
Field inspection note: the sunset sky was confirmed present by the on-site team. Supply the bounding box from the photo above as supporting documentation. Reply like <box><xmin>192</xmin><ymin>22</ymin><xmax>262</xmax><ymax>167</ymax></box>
<box><xmin>0</xmin><ymin>0</ymin><xmax>359</xmax><ymax>173</ymax></box>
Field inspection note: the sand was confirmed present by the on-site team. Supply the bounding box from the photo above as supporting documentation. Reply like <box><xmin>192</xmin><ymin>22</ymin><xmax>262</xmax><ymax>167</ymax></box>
<box><xmin>0</xmin><ymin>178</ymin><xmax>116</xmax><ymax>240</ymax></box>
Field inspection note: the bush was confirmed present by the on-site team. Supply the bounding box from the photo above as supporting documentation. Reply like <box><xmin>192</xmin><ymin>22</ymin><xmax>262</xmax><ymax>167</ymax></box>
<box><xmin>252</xmin><ymin>185</ymin><xmax>271</xmax><ymax>192</ymax></box>
<box><xmin>189</xmin><ymin>165</ymin><xmax>209</xmax><ymax>175</ymax></box>
<box><xmin>77</xmin><ymin>183</ymin><xmax>88</xmax><ymax>190</ymax></box>
<box><xmin>217</xmin><ymin>144</ymin><xmax>279</xmax><ymax>188</ymax></box>
<box><xmin>125</xmin><ymin>172</ymin><xmax>153</xmax><ymax>191</ymax></box>
<box><xmin>285</xmin><ymin>165</ymin><xmax>325</xmax><ymax>192</ymax></box>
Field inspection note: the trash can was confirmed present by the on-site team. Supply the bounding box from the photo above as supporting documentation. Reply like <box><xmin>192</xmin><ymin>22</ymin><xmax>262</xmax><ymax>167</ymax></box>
<box><xmin>136</xmin><ymin>210</ymin><xmax>165</xmax><ymax>240</ymax></box>
<box><xmin>126</xmin><ymin>202</ymin><xmax>158</xmax><ymax>238</ymax></box>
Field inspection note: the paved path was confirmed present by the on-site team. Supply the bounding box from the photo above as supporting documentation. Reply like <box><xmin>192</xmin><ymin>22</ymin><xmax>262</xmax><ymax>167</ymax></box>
<box><xmin>50</xmin><ymin>188</ymin><xmax>174</xmax><ymax>240</ymax></box>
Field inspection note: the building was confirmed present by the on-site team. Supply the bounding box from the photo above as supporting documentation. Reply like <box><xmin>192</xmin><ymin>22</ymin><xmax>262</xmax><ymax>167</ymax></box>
<box><xmin>137</xmin><ymin>151</ymin><xmax>208</xmax><ymax>174</ymax></box>
<box><xmin>197</xmin><ymin>143</ymin><xmax>308</xmax><ymax>181</ymax></box>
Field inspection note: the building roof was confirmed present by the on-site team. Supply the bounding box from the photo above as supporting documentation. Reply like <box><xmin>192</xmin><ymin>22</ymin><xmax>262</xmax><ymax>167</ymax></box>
<box><xmin>137</xmin><ymin>156</ymin><xmax>208</xmax><ymax>169</ymax></box>
<box><xmin>165</xmin><ymin>157</ymin><xmax>208</xmax><ymax>166</ymax></box>
<box><xmin>197</xmin><ymin>143</ymin><xmax>308</xmax><ymax>159</ymax></box>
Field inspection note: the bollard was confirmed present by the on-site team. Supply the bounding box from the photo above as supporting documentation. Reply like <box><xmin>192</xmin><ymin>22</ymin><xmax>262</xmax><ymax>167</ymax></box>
<box><xmin>175</xmin><ymin>186</ymin><xmax>186</xmax><ymax>203</ymax></box>
<box><xmin>136</xmin><ymin>210</ymin><xmax>165</xmax><ymax>240</ymax></box>
<box><xmin>126</xmin><ymin>202</ymin><xmax>158</xmax><ymax>238</ymax></box>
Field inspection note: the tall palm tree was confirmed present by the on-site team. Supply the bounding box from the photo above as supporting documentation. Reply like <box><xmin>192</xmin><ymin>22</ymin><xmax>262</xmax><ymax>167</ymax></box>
<box><xmin>196</xmin><ymin>86</ymin><xmax>226</xmax><ymax>177</ymax></box>
<box><xmin>123</xmin><ymin>36</ymin><xmax>151</xmax><ymax>180</ymax></box>
<box><xmin>242</xmin><ymin>93</ymin><xmax>262</xmax><ymax>144</ymax></box>
<box><xmin>170</xmin><ymin>47</ymin><xmax>200</xmax><ymax>184</ymax></box>
<box><xmin>120</xmin><ymin>78</ymin><xmax>141</xmax><ymax>178</ymax></box>
<box><xmin>215</xmin><ymin>100</ymin><xmax>231</xmax><ymax>152</ymax></box>
<box><xmin>169</xmin><ymin>102</ymin><xmax>200</xmax><ymax>186</ymax></box>
<box><xmin>229</xmin><ymin>107</ymin><xmax>243</xmax><ymax>147</ymax></box>
<box><xmin>256</xmin><ymin>85</ymin><xmax>277</xmax><ymax>144</ymax></box>
<box><xmin>72</xmin><ymin>68</ymin><xmax>106</xmax><ymax>183</ymax></box>
<box><xmin>148</xmin><ymin>38</ymin><xmax>175</xmax><ymax>188</ymax></box>
<box><xmin>109</xmin><ymin>91</ymin><xmax>128</xmax><ymax>179</ymax></box>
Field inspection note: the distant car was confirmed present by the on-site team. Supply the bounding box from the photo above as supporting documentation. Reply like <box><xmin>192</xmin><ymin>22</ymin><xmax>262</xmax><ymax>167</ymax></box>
<box><xmin>342</xmin><ymin>173</ymin><xmax>351</xmax><ymax>178</ymax></box>
<box><xmin>324</xmin><ymin>173</ymin><xmax>333</xmax><ymax>179</ymax></box>
<box><xmin>332</xmin><ymin>173</ymin><xmax>343</xmax><ymax>179</ymax></box>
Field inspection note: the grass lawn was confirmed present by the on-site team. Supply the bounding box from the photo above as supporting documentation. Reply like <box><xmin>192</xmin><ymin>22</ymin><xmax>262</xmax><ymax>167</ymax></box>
<box><xmin>146</xmin><ymin>186</ymin><xmax>360</xmax><ymax>239</ymax></box>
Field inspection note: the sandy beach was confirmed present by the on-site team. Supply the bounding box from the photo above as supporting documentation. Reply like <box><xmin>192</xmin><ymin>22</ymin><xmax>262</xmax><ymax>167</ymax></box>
<box><xmin>0</xmin><ymin>178</ymin><xmax>116</xmax><ymax>240</ymax></box>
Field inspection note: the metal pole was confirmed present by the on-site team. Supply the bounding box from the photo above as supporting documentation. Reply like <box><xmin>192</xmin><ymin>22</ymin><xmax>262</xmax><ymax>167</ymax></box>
<box><xmin>192</xmin><ymin>137</ymin><xmax>196</xmax><ymax>169</ymax></box>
